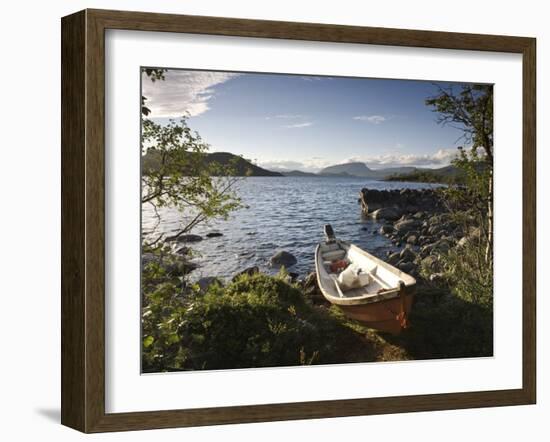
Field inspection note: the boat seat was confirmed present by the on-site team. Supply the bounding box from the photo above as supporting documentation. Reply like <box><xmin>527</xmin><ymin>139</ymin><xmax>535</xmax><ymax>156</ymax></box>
<box><xmin>320</xmin><ymin>242</ymin><xmax>340</xmax><ymax>250</ymax></box>
<box><xmin>322</xmin><ymin>249</ymin><xmax>346</xmax><ymax>261</ymax></box>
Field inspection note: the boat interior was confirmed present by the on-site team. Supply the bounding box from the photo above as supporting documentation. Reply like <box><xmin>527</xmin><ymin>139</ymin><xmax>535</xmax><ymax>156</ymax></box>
<box><xmin>317</xmin><ymin>240</ymin><xmax>408</xmax><ymax>300</ymax></box>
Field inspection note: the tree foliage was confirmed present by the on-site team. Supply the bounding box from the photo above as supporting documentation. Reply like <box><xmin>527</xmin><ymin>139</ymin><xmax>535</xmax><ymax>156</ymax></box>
<box><xmin>140</xmin><ymin>68</ymin><xmax>244</xmax><ymax>246</ymax></box>
<box><xmin>142</xmin><ymin>118</ymin><xmax>244</xmax><ymax>244</ymax></box>
<box><xmin>426</xmin><ymin>83</ymin><xmax>494</xmax><ymax>262</ymax></box>
<box><xmin>421</xmin><ymin>84</ymin><xmax>494</xmax><ymax>317</ymax></box>
<box><xmin>426</xmin><ymin>84</ymin><xmax>493</xmax><ymax>160</ymax></box>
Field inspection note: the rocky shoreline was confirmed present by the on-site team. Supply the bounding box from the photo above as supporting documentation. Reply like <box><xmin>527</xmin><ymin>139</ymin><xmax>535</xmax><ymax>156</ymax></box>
<box><xmin>359</xmin><ymin>187</ymin><xmax>478</xmax><ymax>281</ymax></box>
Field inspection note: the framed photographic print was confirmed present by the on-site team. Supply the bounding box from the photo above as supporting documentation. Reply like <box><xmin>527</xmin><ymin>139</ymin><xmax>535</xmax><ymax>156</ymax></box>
<box><xmin>61</xmin><ymin>9</ymin><xmax>536</xmax><ymax>433</ymax></box>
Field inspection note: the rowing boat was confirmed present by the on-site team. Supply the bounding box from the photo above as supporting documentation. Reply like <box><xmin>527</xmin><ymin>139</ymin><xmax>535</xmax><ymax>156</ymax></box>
<box><xmin>315</xmin><ymin>225</ymin><xmax>416</xmax><ymax>334</ymax></box>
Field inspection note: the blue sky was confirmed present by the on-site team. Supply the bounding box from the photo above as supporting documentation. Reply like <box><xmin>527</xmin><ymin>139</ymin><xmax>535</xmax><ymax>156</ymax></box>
<box><xmin>142</xmin><ymin>69</ymin><xmax>474</xmax><ymax>172</ymax></box>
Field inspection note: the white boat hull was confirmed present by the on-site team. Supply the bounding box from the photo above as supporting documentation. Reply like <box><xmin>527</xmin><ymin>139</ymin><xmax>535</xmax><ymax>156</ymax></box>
<box><xmin>315</xmin><ymin>239</ymin><xmax>416</xmax><ymax>334</ymax></box>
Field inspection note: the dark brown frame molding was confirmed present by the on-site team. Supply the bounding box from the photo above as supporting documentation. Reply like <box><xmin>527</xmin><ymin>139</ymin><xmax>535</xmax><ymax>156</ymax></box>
<box><xmin>61</xmin><ymin>8</ymin><xmax>536</xmax><ymax>433</ymax></box>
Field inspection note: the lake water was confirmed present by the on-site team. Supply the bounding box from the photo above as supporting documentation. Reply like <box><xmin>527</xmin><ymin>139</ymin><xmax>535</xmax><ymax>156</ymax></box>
<box><xmin>142</xmin><ymin>177</ymin><xmax>441</xmax><ymax>280</ymax></box>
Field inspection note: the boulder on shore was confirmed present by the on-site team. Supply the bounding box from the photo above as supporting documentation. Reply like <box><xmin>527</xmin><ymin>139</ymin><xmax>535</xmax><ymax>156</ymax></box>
<box><xmin>232</xmin><ymin>266</ymin><xmax>260</xmax><ymax>281</ymax></box>
<box><xmin>370</xmin><ymin>207</ymin><xmax>402</xmax><ymax>221</ymax></box>
<box><xmin>175</xmin><ymin>246</ymin><xmax>191</xmax><ymax>255</ymax></box>
<box><xmin>302</xmin><ymin>272</ymin><xmax>328</xmax><ymax>304</ymax></box>
<box><xmin>303</xmin><ymin>272</ymin><xmax>318</xmax><ymax>292</ymax></box>
<box><xmin>197</xmin><ymin>276</ymin><xmax>223</xmax><ymax>293</ymax></box>
<box><xmin>164</xmin><ymin>257</ymin><xmax>198</xmax><ymax>276</ymax></box>
<box><xmin>398</xmin><ymin>261</ymin><xmax>415</xmax><ymax>274</ymax></box>
<box><xmin>394</xmin><ymin>218</ymin><xmax>420</xmax><ymax>233</ymax></box>
<box><xmin>142</xmin><ymin>252</ymin><xmax>157</xmax><ymax>266</ymax></box>
<box><xmin>399</xmin><ymin>246</ymin><xmax>416</xmax><ymax>262</ymax></box>
<box><xmin>387</xmin><ymin>252</ymin><xmax>401</xmax><ymax>265</ymax></box>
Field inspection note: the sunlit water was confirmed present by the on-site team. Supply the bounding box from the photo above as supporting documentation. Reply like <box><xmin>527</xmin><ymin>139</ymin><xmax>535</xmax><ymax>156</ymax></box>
<box><xmin>142</xmin><ymin>177</ymin><xmax>441</xmax><ymax>280</ymax></box>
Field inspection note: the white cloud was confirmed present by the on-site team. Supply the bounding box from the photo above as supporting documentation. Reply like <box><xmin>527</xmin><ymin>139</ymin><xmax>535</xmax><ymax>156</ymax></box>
<box><xmin>300</xmin><ymin>76</ymin><xmax>325</xmax><ymax>81</ymax></box>
<box><xmin>275</xmin><ymin>114</ymin><xmax>306</xmax><ymax>119</ymax></box>
<box><xmin>283</xmin><ymin>122</ymin><xmax>314</xmax><ymax>129</ymax></box>
<box><xmin>142</xmin><ymin>70</ymin><xmax>240</xmax><ymax>118</ymax></box>
<box><xmin>258</xmin><ymin>160</ymin><xmax>310</xmax><ymax>171</ymax></box>
<box><xmin>258</xmin><ymin>157</ymin><xmax>333</xmax><ymax>173</ymax></box>
<box><xmin>347</xmin><ymin>148</ymin><xmax>459</xmax><ymax>169</ymax></box>
<box><xmin>264</xmin><ymin>114</ymin><xmax>314</xmax><ymax>128</ymax></box>
<box><xmin>353</xmin><ymin>115</ymin><xmax>387</xmax><ymax>124</ymax></box>
<box><xmin>265</xmin><ymin>114</ymin><xmax>306</xmax><ymax>120</ymax></box>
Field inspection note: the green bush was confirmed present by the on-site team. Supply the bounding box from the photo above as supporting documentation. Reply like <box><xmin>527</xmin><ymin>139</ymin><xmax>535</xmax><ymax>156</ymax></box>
<box><xmin>142</xmin><ymin>272</ymin><xmax>356</xmax><ymax>372</ymax></box>
<box><xmin>438</xmin><ymin>241</ymin><xmax>493</xmax><ymax>309</ymax></box>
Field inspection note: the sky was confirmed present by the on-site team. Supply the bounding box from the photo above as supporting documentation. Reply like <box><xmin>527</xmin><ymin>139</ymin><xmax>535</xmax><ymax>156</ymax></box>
<box><xmin>142</xmin><ymin>69</ymin><xmax>476</xmax><ymax>172</ymax></box>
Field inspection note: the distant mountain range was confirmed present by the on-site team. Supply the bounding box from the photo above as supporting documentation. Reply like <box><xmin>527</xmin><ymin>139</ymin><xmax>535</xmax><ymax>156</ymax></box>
<box><xmin>142</xmin><ymin>150</ymin><xmax>457</xmax><ymax>182</ymax></box>
<box><xmin>317</xmin><ymin>162</ymin><xmax>420</xmax><ymax>179</ymax></box>
<box><xmin>205</xmin><ymin>152</ymin><xmax>282</xmax><ymax>176</ymax></box>
<box><xmin>142</xmin><ymin>151</ymin><xmax>282</xmax><ymax>177</ymax></box>
<box><xmin>279</xmin><ymin>161</ymin><xmax>458</xmax><ymax>182</ymax></box>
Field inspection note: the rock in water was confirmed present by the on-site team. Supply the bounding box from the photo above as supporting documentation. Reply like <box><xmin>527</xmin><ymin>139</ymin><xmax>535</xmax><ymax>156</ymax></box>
<box><xmin>173</xmin><ymin>234</ymin><xmax>203</xmax><ymax>243</ymax></box>
<box><xmin>206</xmin><ymin>232</ymin><xmax>223</xmax><ymax>238</ymax></box>
<box><xmin>270</xmin><ymin>251</ymin><xmax>297</xmax><ymax>267</ymax></box>
<box><xmin>379</xmin><ymin>224</ymin><xmax>394</xmax><ymax>235</ymax></box>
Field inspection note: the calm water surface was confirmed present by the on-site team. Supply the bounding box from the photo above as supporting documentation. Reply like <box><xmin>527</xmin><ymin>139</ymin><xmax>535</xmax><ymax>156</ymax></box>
<box><xmin>142</xmin><ymin>177</ymin><xmax>440</xmax><ymax>280</ymax></box>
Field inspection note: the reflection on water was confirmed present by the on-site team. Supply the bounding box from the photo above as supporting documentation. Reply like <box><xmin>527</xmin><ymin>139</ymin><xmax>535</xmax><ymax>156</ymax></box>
<box><xmin>142</xmin><ymin>177</ymin><xmax>440</xmax><ymax>280</ymax></box>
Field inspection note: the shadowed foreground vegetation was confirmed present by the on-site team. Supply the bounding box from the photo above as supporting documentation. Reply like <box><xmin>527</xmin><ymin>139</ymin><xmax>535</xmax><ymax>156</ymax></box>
<box><xmin>142</xmin><ymin>270</ymin><xmax>391</xmax><ymax>372</ymax></box>
<box><xmin>142</xmin><ymin>265</ymin><xmax>492</xmax><ymax>373</ymax></box>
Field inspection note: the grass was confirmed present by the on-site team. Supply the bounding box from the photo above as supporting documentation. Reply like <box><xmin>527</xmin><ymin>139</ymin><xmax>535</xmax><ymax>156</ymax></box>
<box><xmin>384</xmin><ymin>285</ymin><xmax>493</xmax><ymax>360</ymax></box>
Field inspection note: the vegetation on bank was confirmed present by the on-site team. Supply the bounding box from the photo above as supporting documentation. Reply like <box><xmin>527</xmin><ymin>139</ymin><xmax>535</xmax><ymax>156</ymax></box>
<box><xmin>141</xmin><ymin>259</ymin><xmax>492</xmax><ymax>373</ymax></box>
<box><xmin>142</xmin><ymin>268</ymin><xmax>409</xmax><ymax>372</ymax></box>
<box><xmin>385</xmin><ymin>167</ymin><xmax>464</xmax><ymax>185</ymax></box>
<box><xmin>412</xmin><ymin>84</ymin><xmax>494</xmax><ymax>356</ymax></box>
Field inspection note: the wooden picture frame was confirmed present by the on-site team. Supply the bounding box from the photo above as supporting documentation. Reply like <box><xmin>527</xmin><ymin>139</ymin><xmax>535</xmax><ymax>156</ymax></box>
<box><xmin>61</xmin><ymin>8</ymin><xmax>536</xmax><ymax>433</ymax></box>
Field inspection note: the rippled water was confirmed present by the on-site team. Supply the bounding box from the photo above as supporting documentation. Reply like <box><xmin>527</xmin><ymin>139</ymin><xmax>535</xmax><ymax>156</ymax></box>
<box><xmin>142</xmin><ymin>177</ymin><xmax>441</xmax><ymax>280</ymax></box>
